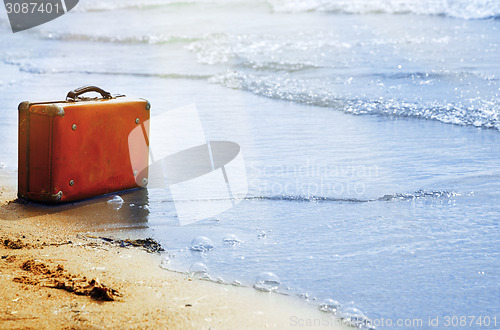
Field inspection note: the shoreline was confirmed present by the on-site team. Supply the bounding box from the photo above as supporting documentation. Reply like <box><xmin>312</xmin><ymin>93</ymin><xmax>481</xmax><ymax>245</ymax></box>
<box><xmin>0</xmin><ymin>171</ymin><xmax>347</xmax><ymax>329</ymax></box>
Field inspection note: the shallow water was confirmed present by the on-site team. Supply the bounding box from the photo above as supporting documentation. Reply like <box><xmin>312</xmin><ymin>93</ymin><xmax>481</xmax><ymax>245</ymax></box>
<box><xmin>1</xmin><ymin>1</ymin><xmax>499</xmax><ymax>328</ymax></box>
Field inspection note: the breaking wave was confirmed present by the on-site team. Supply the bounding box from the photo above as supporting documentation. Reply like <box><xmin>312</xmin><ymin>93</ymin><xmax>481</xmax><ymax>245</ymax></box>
<box><xmin>209</xmin><ymin>71</ymin><xmax>500</xmax><ymax>130</ymax></box>
<box><xmin>36</xmin><ymin>30</ymin><xmax>198</xmax><ymax>45</ymax></box>
<box><xmin>72</xmin><ymin>0</ymin><xmax>252</xmax><ymax>12</ymax></box>
<box><xmin>244</xmin><ymin>190</ymin><xmax>467</xmax><ymax>203</ymax></box>
<box><xmin>71</xmin><ymin>0</ymin><xmax>500</xmax><ymax>20</ymax></box>
<box><xmin>267</xmin><ymin>0</ymin><xmax>500</xmax><ymax>20</ymax></box>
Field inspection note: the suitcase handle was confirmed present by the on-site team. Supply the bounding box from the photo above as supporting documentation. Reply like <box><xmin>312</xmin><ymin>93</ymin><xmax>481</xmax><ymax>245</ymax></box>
<box><xmin>66</xmin><ymin>86</ymin><xmax>112</xmax><ymax>100</ymax></box>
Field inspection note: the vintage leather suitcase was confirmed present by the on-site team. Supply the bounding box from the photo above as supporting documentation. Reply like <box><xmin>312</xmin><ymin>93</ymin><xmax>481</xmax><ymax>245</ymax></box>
<box><xmin>18</xmin><ymin>86</ymin><xmax>150</xmax><ymax>203</ymax></box>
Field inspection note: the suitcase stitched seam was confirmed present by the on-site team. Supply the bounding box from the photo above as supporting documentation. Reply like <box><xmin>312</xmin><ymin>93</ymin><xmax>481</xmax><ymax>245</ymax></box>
<box><xmin>25</xmin><ymin>104</ymin><xmax>31</xmax><ymax>197</ymax></box>
<box><xmin>49</xmin><ymin>115</ymin><xmax>53</xmax><ymax>197</ymax></box>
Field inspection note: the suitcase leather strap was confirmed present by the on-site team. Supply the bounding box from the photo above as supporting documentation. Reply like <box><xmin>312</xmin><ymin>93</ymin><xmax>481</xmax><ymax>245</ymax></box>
<box><xmin>66</xmin><ymin>86</ymin><xmax>113</xmax><ymax>101</ymax></box>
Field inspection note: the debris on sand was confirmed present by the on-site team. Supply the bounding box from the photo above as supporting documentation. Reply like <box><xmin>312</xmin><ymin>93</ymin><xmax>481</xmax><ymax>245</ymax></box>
<box><xmin>52</xmin><ymin>278</ymin><xmax>119</xmax><ymax>301</ymax></box>
<box><xmin>14</xmin><ymin>259</ymin><xmax>120</xmax><ymax>301</ymax></box>
<box><xmin>85</xmin><ymin>236</ymin><xmax>164</xmax><ymax>253</ymax></box>
<box><xmin>1</xmin><ymin>255</ymin><xmax>17</xmax><ymax>262</ymax></box>
<box><xmin>3</xmin><ymin>238</ymin><xmax>26</xmax><ymax>249</ymax></box>
<box><xmin>20</xmin><ymin>259</ymin><xmax>54</xmax><ymax>275</ymax></box>
<box><xmin>115</xmin><ymin>238</ymin><xmax>164</xmax><ymax>253</ymax></box>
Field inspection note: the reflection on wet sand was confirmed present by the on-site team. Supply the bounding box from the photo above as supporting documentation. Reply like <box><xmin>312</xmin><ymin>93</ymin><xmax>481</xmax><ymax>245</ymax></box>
<box><xmin>0</xmin><ymin>187</ymin><xmax>150</xmax><ymax>230</ymax></box>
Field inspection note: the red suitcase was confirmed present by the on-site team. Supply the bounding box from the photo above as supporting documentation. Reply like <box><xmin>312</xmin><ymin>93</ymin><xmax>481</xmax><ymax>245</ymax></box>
<box><xmin>18</xmin><ymin>86</ymin><xmax>150</xmax><ymax>203</ymax></box>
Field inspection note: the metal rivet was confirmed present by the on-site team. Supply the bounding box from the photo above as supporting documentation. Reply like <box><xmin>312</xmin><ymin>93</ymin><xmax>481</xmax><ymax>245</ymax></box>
<box><xmin>145</xmin><ymin>102</ymin><xmax>151</xmax><ymax>111</ymax></box>
<box><xmin>133</xmin><ymin>170</ymin><xmax>138</xmax><ymax>176</ymax></box>
<box><xmin>135</xmin><ymin>118</ymin><xmax>140</xmax><ymax>124</ymax></box>
<box><xmin>142</xmin><ymin>178</ymin><xmax>148</xmax><ymax>186</ymax></box>
<box><xmin>72</xmin><ymin>124</ymin><xmax>77</xmax><ymax>131</ymax></box>
<box><xmin>69</xmin><ymin>180</ymin><xmax>74</xmax><ymax>186</ymax></box>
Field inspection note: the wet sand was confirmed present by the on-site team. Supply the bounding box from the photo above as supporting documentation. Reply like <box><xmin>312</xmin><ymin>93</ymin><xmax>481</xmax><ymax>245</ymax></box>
<box><xmin>0</xmin><ymin>171</ymin><xmax>346</xmax><ymax>329</ymax></box>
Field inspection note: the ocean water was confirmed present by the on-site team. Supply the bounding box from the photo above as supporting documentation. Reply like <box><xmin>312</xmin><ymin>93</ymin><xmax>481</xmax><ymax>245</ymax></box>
<box><xmin>0</xmin><ymin>1</ymin><xmax>499</xmax><ymax>329</ymax></box>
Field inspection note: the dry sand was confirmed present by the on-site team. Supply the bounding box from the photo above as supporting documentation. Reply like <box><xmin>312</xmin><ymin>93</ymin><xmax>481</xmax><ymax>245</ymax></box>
<box><xmin>0</xmin><ymin>171</ymin><xmax>348</xmax><ymax>329</ymax></box>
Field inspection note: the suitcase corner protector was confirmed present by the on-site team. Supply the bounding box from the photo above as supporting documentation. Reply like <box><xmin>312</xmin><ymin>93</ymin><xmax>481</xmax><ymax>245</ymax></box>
<box><xmin>26</xmin><ymin>191</ymin><xmax>63</xmax><ymax>203</ymax></box>
<box><xmin>18</xmin><ymin>101</ymin><xmax>31</xmax><ymax>112</ymax></box>
<box><xmin>140</xmin><ymin>98</ymin><xmax>151</xmax><ymax>111</ymax></box>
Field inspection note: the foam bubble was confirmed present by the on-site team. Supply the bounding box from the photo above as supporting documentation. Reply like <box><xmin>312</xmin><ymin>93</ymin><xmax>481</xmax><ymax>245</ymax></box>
<box><xmin>190</xmin><ymin>236</ymin><xmax>215</xmax><ymax>252</ymax></box>
<box><xmin>257</xmin><ymin>230</ymin><xmax>267</xmax><ymax>239</ymax></box>
<box><xmin>189</xmin><ymin>262</ymin><xmax>209</xmax><ymax>277</ymax></box>
<box><xmin>107</xmin><ymin>195</ymin><xmax>124</xmax><ymax>204</ymax></box>
<box><xmin>339</xmin><ymin>305</ymin><xmax>368</xmax><ymax>328</ymax></box>
<box><xmin>319</xmin><ymin>299</ymin><xmax>341</xmax><ymax>313</ymax></box>
<box><xmin>107</xmin><ymin>195</ymin><xmax>124</xmax><ymax>210</ymax></box>
<box><xmin>254</xmin><ymin>272</ymin><xmax>281</xmax><ymax>292</ymax></box>
<box><xmin>223</xmin><ymin>234</ymin><xmax>243</xmax><ymax>246</ymax></box>
<box><xmin>159</xmin><ymin>256</ymin><xmax>170</xmax><ymax>269</ymax></box>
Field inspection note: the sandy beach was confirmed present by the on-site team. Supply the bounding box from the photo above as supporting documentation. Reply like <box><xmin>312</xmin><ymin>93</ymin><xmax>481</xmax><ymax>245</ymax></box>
<box><xmin>0</xmin><ymin>171</ymin><xmax>347</xmax><ymax>329</ymax></box>
<box><xmin>1</xmin><ymin>1</ymin><xmax>499</xmax><ymax>327</ymax></box>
